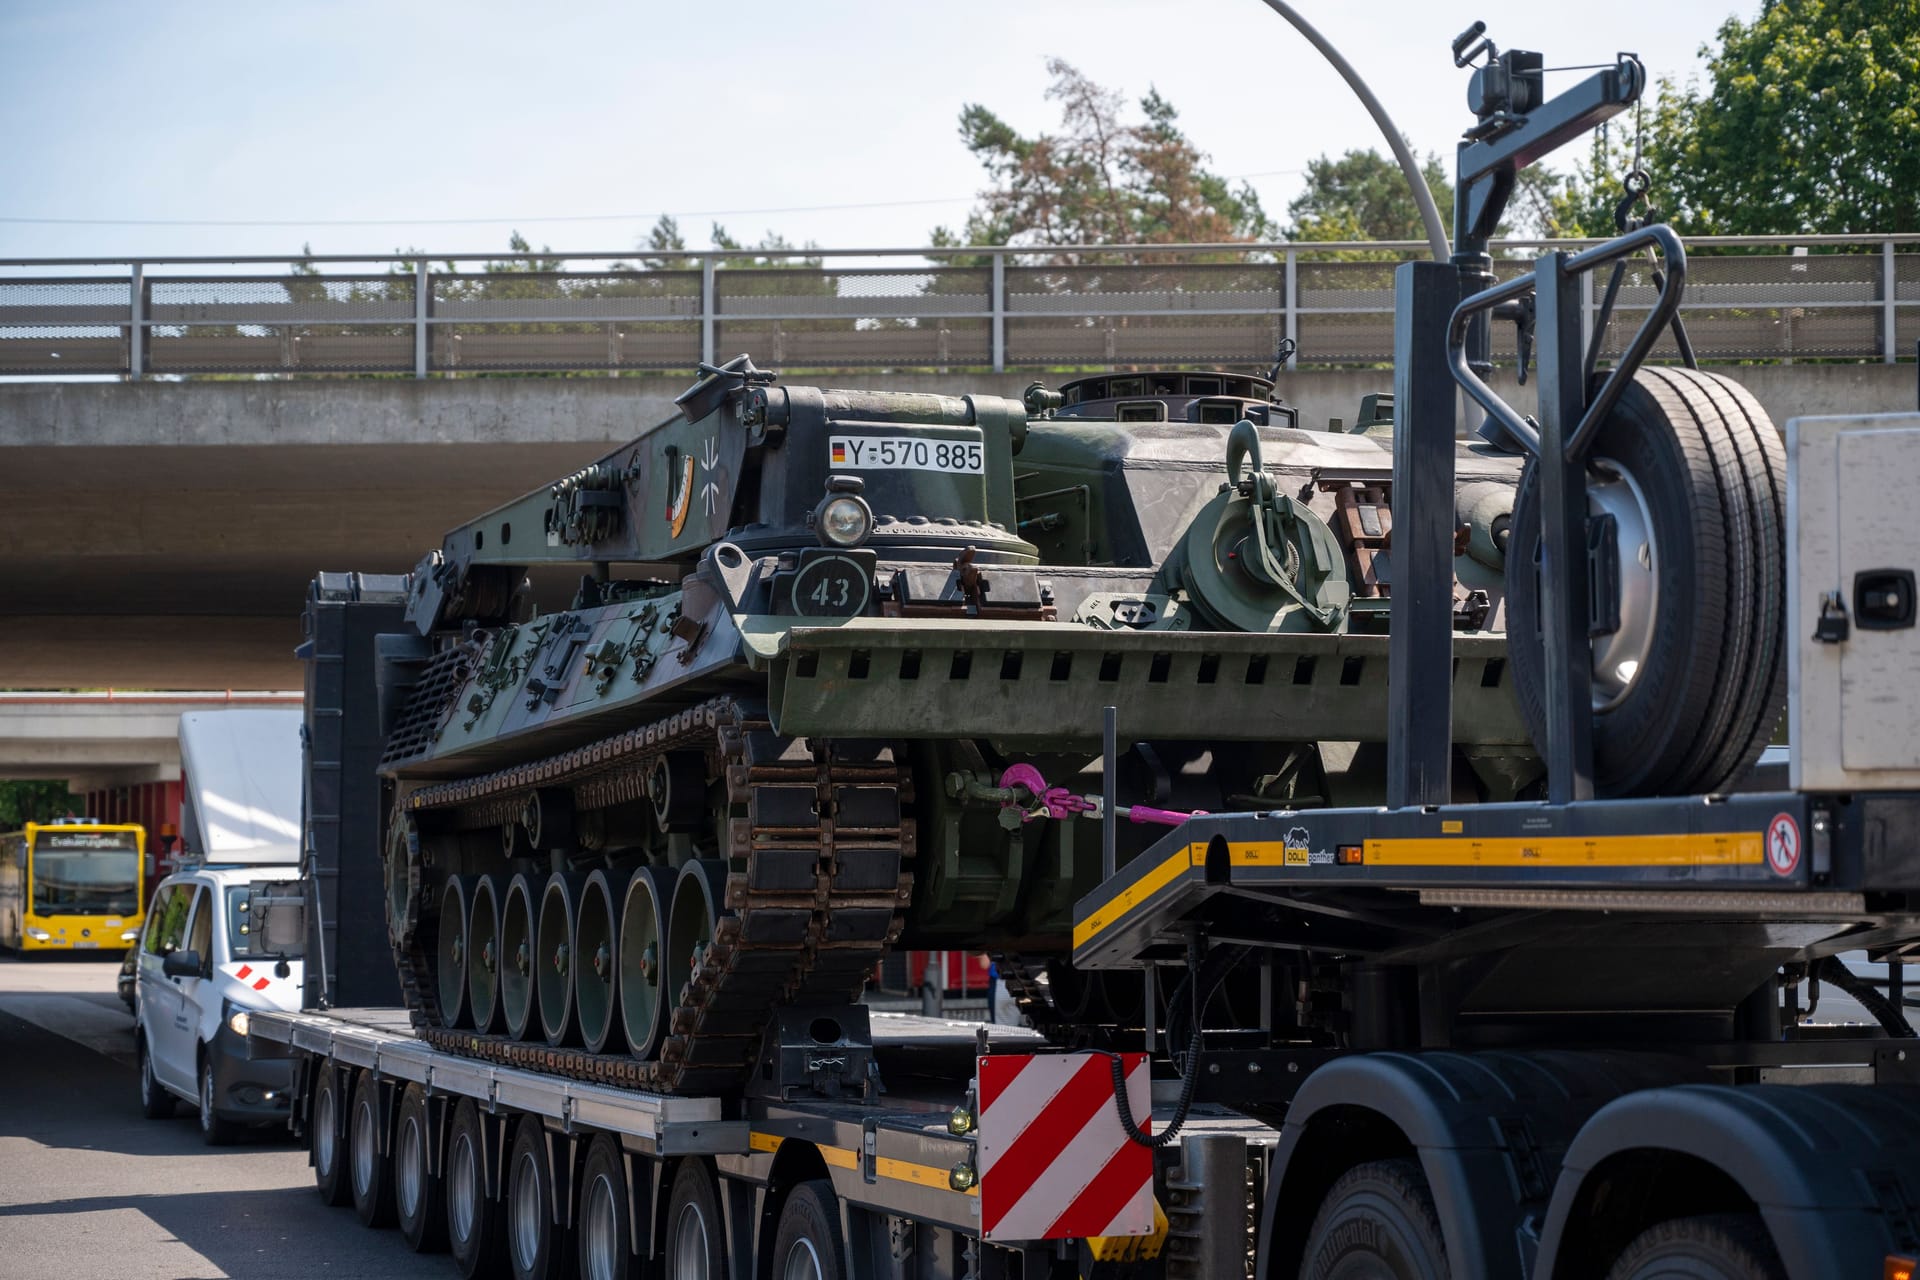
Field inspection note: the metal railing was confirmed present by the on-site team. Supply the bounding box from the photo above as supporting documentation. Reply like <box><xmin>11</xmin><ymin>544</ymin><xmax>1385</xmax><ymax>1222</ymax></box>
<box><xmin>3</xmin><ymin>236</ymin><xmax>1917</xmax><ymax>379</ymax></box>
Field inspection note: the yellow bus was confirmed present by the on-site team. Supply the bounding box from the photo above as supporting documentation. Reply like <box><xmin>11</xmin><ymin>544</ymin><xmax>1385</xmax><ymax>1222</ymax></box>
<box><xmin>0</xmin><ymin>820</ymin><xmax>147</xmax><ymax>952</ymax></box>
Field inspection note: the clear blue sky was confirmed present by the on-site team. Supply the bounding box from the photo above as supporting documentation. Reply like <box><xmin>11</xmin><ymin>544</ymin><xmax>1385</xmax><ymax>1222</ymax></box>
<box><xmin>0</xmin><ymin>0</ymin><xmax>1744</xmax><ymax>264</ymax></box>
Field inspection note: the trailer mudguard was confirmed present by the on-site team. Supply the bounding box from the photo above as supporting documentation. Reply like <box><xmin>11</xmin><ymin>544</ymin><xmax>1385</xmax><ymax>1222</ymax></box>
<box><xmin>1533</xmin><ymin>1083</ymin><xmax>1920</xmax><ymax>1280</ymax></box>
<box><xmin>1256</xmin><ymin>1050</ymin><xmax>1705</xmax><ymax>1280</ymax></box>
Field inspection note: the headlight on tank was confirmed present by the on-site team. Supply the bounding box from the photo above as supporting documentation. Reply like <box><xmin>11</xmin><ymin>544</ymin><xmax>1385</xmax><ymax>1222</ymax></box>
<box><xmin>227</xmin><ymin>1008</ymin><xmax>251</xmax><ymax>1038</ymax></box>
<box><xmin>812</xmin><ymin>476</ymin><xmax>873</xmax><ymax>548</ymax></box>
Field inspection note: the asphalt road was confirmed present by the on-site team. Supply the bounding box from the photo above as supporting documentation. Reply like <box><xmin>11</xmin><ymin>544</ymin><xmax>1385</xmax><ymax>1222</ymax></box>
<box><xmin>0</xmin><ymin>957</ymin><xmax>441</xmax><ymax>1280</ymax></box>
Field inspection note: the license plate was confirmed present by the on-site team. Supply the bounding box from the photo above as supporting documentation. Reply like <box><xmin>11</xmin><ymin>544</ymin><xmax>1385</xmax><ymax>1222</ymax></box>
<box><xmin>74</xmin><ymin>940</ymin><xmax>98</xmax><ymax>948</ymax></box>
<box><xmin>829</xmin><ymin>435</ymin><xmax>983</xmax><ymax>474</ymax></box>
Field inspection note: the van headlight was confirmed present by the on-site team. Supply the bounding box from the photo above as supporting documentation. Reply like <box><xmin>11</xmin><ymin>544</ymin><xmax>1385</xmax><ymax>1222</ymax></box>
<box><xmin>227</xmin><ymin>1009</ymin><xmax>251</xmax><ymax>1038</ymax></box>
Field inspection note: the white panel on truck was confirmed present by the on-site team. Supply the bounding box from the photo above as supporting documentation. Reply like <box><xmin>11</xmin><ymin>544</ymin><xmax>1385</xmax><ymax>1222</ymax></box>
<box><xmin>179</xmin><ymin>708</ymin><xmax>304</xmax><ymax>864</ymax></box>
<box><xmin>1789</xmin><ymin>414</ymin><xmax>1920</xmax><ymax>789</ymax></box>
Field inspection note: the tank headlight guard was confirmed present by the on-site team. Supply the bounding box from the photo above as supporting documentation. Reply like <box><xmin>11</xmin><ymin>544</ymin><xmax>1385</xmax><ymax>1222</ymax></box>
<box><xmin>813</xmin><ymin>476</ymin><xmax>873</xmax><ymax>548</ymax></box>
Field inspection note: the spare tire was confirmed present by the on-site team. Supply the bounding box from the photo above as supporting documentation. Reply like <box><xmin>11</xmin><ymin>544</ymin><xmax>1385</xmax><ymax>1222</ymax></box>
<box><xmin>1505</xmin><ymin>368</ymin><xmax>1784</xmax><ymax>797</ymax></box>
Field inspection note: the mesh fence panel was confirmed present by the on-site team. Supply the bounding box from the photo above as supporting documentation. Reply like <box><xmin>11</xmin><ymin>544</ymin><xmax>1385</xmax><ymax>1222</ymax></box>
<box><xmin>0</xmin><ymin>278</ymin><xmax>133</xmax><ymax>373</ymax></box>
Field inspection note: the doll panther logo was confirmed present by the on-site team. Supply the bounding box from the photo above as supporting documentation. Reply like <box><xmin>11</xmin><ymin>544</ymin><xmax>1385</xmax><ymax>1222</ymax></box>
<box><xmin>1283</xmin><ymin>826</ymin><xmax>1313</xmax><ymax>866</ymax></box>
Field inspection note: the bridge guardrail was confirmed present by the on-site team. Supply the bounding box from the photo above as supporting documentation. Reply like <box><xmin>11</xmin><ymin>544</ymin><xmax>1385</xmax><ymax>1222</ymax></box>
<box><xmin>2</xmin><ymin>237</ymin><xmax>1915</xmax><ymax>379</ymax></box>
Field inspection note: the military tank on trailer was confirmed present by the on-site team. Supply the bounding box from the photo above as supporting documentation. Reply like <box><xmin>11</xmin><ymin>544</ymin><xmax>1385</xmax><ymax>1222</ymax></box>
<box><xmin>363</xmin><ymin>353</ymin><xmax>1531</xmax><ymax>1093</ymax></box>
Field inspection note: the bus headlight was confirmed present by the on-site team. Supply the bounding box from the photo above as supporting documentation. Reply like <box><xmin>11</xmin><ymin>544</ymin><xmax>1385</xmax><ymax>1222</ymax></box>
<box><xmin>227</xmin><ymin>1009</ymin><xmax>251</xmax><ymax>1038</ymax></box>
<box><xmin>120</xmin><ymin>930</ymin><xmax>139</xmax><ymax>943</ymax></box>
<box><xmin>26</xmin><ymin>927</ymin><xmax>50</xmax><ymax>942</ymax></box>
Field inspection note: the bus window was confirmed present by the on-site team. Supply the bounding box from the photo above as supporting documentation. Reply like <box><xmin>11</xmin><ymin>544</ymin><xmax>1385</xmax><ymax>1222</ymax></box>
<box><xmin>33</xmin><ymin>828</ymin><xmax>141</xmax><ymax>917</ymax></box>
<box><xmin>145</xmin><ymin>885</ymin><xmax>191</xmax><ymax>955</ymax></box>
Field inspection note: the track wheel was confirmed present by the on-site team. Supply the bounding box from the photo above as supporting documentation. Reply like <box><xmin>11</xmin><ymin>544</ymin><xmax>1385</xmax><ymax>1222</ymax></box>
<box><xmin>506</xmin><ymin>1115</ymin><xmax>572</xmax><ymax>1280</ymax></box>
<box><xmin>1605</xmin><ymin>1213</ymin><xmax>1785</xmax><ymax>1280</ymax></box>
<box><xmin>774</xmin><ymin>1180</ymin><xmax>849</xmax><ymax>1280</ymax></box>
<box><xmin>666</xmin><ymin>861</ymin><xmax>727</xmax><ymax>1010</ymax></box>
<box><xmin>1506</xmin><ymin>368</ymin><xmax>1785</xmax><ymax>797</ymax></box>
<box><xmin>1300</xmin><ymin>1157</ymin><xmax>1448</xmax><ymax>1280</ymax></box>
<box><xmin>578</xmin><ymin>1133</ymin><xmax>636</xmax><ymax>1280</ymax></box>
<box><xmin>395</xmin><ymin>1083</ymin><xmax>447</xmax><ymax>1252</ymax></box>
<box><xmin>576</xmin><ymin>869</ymin><xmax>630</xmax><ymax>1055</ymax></box>
<box><xmin>502</xmin><ymin>873</ymin><xmax>540</xmax><ymax>1042</ymax></box>
<box><xmin>469</xmin><ymin>875</ymin><xmax>504</xmax><ymax>1034</ymax></box>
<box><xmin>447</xmin><ymin>1098</ymin><xmax>505</xmax><ymax>1279</ymax></box>
<box><xmin>350</xmin><ymin>1069</ymin><xmax>396</xmax><ymax>1227</ymax></box>
<box><xmin>538</xmin><ymin>872</ymin><xmax>589</xmax><ymax>1047</ymax></box>
<box><xmin>619</xmin><ymin>866</ymin><xmax>672</xmax><ymax>1061</ymax></box>
<box><xmin>665</xmin><ymin>1158</ymin><xmax>726</xmax><ymax>1280</ymax></box>
<box><xmin>312</xmin><ymin>1062</ymin><xmax>351</xmax><ymax>1207</ymax></box>
<box><xmin>438</xmin><ymin>875</ymin><xmax>480</xmax><ymax>1030</ymax></box>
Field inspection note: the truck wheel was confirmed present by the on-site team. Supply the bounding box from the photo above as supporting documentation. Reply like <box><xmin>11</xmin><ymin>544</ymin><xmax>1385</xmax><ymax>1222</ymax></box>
<box><xmin>349</xmin><ymin>1069</ymin><xmax>397</xmax><ymax>1227</ymax></box>
<box><xmin>578</xmin><ymin>1133</ymin><xmax>634</xmax><ymax>1280</ymax></box>
<box><xmin>773</xmin><ymin>1180</ymin><xmax>848</xmax><ymax>1280</ymax></box>
<box><xmin>665</xmin><ymin>1158</ymin><xmax>725</xmax><ymax>1280</ymax></box>
<box><xmin>1605</xmin><ymin>1213</ymin><xmax>1785</xmax><ymax>1280</ymax></box>
<box><xmin>506</xmin><ymin>1115</ymin><xmax>572</xmax><ymax>1280</ymax></box>
<box><xmin>1301</xmin><ymin>1158</ymin><xmax>1448</xmax><ymax>1280</ymax></box>
<box><xmin>395</xmin><ymin>1084</ymin><xmax>447</xmax><ymax>1252</ymax></box>
<box><xmin>1505</xmin><ymin>368</ymin><xmax>1785</xmax><ymax>797</ymax></box>
<box><xmin>198</xmin><ymin>1051</ymin><xmax>241</xmax><ymax>1147</ymax></box>
<box><xmin>312</xmin><ymin>1063</ymin><xmax>351</xmax><ymax>1206</ymax></box>
<box><xmin>137</xmin><ymin>1036</ymin><xmax>175</xmax><ymax>1120</ymax></box>
<box><xmin>447</xmin><ymin>1098</ymin><xmax>505</xmax><ymax>1279</ymax></box>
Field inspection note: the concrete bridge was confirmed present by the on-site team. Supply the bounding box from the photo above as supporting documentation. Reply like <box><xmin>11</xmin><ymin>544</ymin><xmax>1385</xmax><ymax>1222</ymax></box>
<box><xmin>2</xmin><ymin>364</ymin><xmax>1913</xmax><ymax>690</ymax></box>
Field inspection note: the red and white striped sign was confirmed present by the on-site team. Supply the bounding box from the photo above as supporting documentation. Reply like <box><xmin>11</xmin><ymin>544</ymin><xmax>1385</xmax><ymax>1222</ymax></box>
<box><xmin>231</xmin><ymin>963</ymin><xmax>272</xmax><ymax>992</ymax></box>
<box><xmin>976</xmin><ymin>1052</ymin><xmax>1152</xmax><ymax>1242</ymax></box>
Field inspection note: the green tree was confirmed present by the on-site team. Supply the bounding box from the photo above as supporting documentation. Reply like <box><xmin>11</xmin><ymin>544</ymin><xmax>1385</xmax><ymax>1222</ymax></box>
<box><xmin>935</xmin><ymin>58</ymin><xmax>1275</xmax><ymax>257</ymax></box>
<box><xmin>1651</xmin><ymin>0</ymin><xmax>1920</xmax><ymax>234</ymax></box>
<box><xmin>1286</xmin><ymin>146</ymin><xmax>1452</xmax><ymax>244</ymax></box>
<box><xmin>0</xmin><ymin>780</ymin><xmax>79</xmax><ymax>828</ymax></box>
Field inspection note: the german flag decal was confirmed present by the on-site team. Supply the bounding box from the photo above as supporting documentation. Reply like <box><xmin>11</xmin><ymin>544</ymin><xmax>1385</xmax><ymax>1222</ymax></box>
<box><xmin>830</xmin><ymin>442</ymin><xmax>848</xmax><ymax>465</ymax></box>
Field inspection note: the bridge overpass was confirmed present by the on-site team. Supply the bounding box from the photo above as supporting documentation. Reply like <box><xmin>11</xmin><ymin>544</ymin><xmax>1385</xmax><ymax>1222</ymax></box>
<box><xmin>2</xmin><ymin>363</ymin><xmax>1914</xmax><ymax>690</ymax></box>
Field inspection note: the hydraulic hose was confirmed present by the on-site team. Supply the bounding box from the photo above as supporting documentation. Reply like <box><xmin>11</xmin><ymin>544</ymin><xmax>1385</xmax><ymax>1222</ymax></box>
<box><xmin>1817</xmin><ymin>956</ymin><xmax>1916</xmax><ymax>1038</ymax></box>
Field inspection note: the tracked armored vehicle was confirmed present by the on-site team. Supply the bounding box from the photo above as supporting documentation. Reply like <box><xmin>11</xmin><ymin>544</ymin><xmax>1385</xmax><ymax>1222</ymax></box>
<box><xmin>360</xmin><ymin>355</ymin><xmax>1527</xmax><ymax>1093</ymax></box>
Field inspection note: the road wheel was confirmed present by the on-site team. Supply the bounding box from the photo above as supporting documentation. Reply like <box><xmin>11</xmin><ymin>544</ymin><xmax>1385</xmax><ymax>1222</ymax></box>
<box><xmin>447</xmin><ymin>1097</ymin><xmax>505</xmax><ymax>1279</ymax></box>
<box><xmin>773</xmin><ymin>1180</ymin><xmax>847</xmax><ymax>1280</ymax></box>
<box><xmin>1301</xmin><ymin>1157</ymin><xmax>1449</xmax><ymax>1280</ymax></box>
<box><xmin>1505</xmin><ymin>368</ymin><xmax>1785</xmax><ymax>797</ymax></box>
<box><xmin>665</xmin><ymin>1158</ymin><xmax>726</xmax><ymax>1280</ymax></box>
<box><xmin>1605</xmin><ymin>1213</ymin><xmax>1785</xmax><ymax>1280</ymax></box>
<box><xmin>137</xmin><ymin>1036</ymin><xmax>175</xmax><ymax>1120</ymax></box>
<box><xmin>198</xmin><ymin>1051</ymin><xmax>240</xmax><ymax>1147</ymax></box>
<box><xmin>312</xmin><ymin>1063</ymin><xmax>351</xmax><ymax>1206</ymax></box>
<box><xmin>506</xmin><ymin>1115</ymin><xmax>572</xmax><ymax>1280</ymax></box>
<box><xmin>578</xmin><ymin>1133</ymin><xmax>634</xmax><ymax>1280</ymax></box>
<box><xmin>395</xmin><ymin>1083</ymin><xmax>448</xmax><ymax>1252</ymax></box>
<box><xmin>349</xmin><ymin>1069</ymin><xmax>396</xmax><ymax>1227</ymax></box>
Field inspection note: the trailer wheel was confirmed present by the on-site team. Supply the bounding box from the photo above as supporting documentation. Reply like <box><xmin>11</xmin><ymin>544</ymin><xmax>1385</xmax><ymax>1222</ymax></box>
<box><xmin>773</xmin><ymin>1180</ymin><xmax>848</xmax><ymax>1280</ymax></box>
<box><xmin>1605</xmin><ymin>1213</ymin><xmax>1785</xmax><ymax>1280</ymax></box>
<box><xmin>1505</xmin><ymin>368</ymin><xmax>1785</xmax><ymax>797</ymax></box>
<box><xmin>506</xmin><ymin>1115</ymin><xmax>571</xmax><ymax>1280</ymax></box>
<box><xmin>665</xmin><ymin>1159</ymin><xmax>725</xmax><ymax>1280</ymax></box>
<box><xmin>578</xmin><ymin>1134</ymin><xmax>634</xmax><ymax>1280</ymax></box>
<box><xmin>395</xmin><ymin>1084</ymin><xmax>447</xmax><ymax>1252</ymax></box>
<box><xmin>312</xmin><ymin>1063</ymin><xmax>351</xmax><ymax>1207</ymax></box>
<box><xmin>1300</xmin><ymin>1158</ymin><xmax>1448</xmax><ymax>1280</ymax></box>
<box><xmin>447</xmin><ymin>1098</ymin><xmax>505</xmax><ymax>1279</ymax></box>
<box><xmin>349</xmin><ymin>1069</ymin><xmax>397</xmax><ymax>1227</ymax></box>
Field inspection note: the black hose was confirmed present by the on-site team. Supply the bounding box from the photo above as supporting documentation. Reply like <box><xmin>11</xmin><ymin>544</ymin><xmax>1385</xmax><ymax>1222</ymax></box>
<box><xmin>1818</xmin><ymin>956</ymin><xmax>1916</xmax><ymax>1037</ymax></box>
<box><xmin>1109</xmin><ymin>943</ymin><xmax>1248</xmax><ymax>1148</ymax></box>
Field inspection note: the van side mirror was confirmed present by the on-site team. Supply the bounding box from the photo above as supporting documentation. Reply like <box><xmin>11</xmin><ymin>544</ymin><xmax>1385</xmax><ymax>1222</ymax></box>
<box><xmin>162</xmin><ymin>949</ymin><xmax>202</xmax><ymax>979</ymax></box>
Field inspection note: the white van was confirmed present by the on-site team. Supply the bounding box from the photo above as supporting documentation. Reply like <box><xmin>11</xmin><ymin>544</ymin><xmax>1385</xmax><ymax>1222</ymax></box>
<box><xmin>133</xmin><ymin>708</ymin><xmax>306</xmax><ymax>1144</ymax></box>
